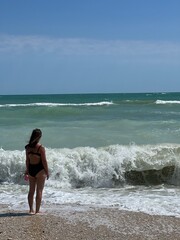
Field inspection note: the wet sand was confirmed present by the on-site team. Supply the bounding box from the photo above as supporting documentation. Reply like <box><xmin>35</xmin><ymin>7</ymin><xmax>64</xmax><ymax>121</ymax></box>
<box><xmin>1</xmin><ymin>204</ymin><xmax>180</xmax><ymax>240</ymax></box>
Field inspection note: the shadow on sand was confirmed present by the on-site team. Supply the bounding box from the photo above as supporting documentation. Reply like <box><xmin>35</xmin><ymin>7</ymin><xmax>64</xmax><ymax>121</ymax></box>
<box><xmin>0</xmin><ymin>212</ymin><xmax>31</xmax><ymax>218</ymax></box>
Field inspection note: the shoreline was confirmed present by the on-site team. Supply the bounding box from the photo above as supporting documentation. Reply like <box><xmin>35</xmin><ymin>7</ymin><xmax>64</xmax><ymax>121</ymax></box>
<box><xmin>1</xmin><ymin>204</ymin><xmax>180</xmax><ymax>239</ymax></box>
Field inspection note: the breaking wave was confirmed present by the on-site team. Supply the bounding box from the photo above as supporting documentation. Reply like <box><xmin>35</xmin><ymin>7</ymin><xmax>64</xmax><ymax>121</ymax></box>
<box><xmin>156</xmin><ymin>100</ymin><xmax>180</xmax><ymax>105</ymax></box>
<box><xmin>0</xmin><ymin>101</ymin><xmax>113</xmax><ymax>108</ymax></box>
<box><xmin>0</xmin><ymin>143</ymin><xmax>180</xmax><ymax>188</ymax></box>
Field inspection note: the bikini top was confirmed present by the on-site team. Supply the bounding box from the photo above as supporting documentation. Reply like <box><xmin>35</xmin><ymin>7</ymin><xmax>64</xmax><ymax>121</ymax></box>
<box><xmin>28</xmin><ymin>145</ymin><xmax>42</xmax><ymax>164</ymax></box>
<box><xmin>28</xmin><ymin>152</ymin><xmax>41</xmax><ymax>156</ymax></box>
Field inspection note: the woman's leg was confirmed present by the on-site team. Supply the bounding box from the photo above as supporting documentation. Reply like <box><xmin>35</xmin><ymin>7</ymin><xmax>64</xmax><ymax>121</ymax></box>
<box><xmin>35</xmin><ymin>170</ymin><xmax>46</xmax><ymax>213</ymax></box>
<box><xmin>28</xmin><ymin>175</ymin><xmax>36</xmax><ymax>213</ymax></box>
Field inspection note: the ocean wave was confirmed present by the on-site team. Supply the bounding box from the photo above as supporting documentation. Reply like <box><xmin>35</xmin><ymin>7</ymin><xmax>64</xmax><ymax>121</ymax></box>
<box><xmin>122</xmin><ymin>98</ymin><xmax>180</xmax><ymax>105</ymax></box>
<box><xmin>156</xmin><ymin>100</ymin><xmax>180</xmax><ymax>104</ymax></box>
<box><xmin>0</xmin><ymin>144</ymin><xmax>180</xmax><ymax>188</ymax></box>
<box><xmin>0</xmin><ymin>101</ymin><xmax>114</xmax><ymax>108</ymax></box>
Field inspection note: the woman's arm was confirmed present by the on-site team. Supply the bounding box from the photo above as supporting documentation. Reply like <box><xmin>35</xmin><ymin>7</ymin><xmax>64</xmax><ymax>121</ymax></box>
<box><xmin>40</xmin><ymin>146</ymin><xmax>49</xmax><ymax>179</ymax></box>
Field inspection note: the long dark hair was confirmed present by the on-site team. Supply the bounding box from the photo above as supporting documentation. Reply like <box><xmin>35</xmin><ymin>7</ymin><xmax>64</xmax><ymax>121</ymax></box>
<box><xmin>25</xmin><ymin>128</ymin><xmax>42</xmax><ymax>148</ymax></box>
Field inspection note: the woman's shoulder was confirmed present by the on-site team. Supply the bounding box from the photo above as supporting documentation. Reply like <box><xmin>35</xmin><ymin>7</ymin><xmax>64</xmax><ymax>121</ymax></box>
<box><xmin>25</xmin><ymin>144</ymin><xmax>29</xmax><ymax>150</ymax></box>
<box><xmin>38</xmin><ymin>144</ymin><xmax>45</xmax><ymax>152</ymax></box>
<box><xmin>25</xmin><ymin>144</ymin><xmax>32</xmax><ymax>152</ymax></box>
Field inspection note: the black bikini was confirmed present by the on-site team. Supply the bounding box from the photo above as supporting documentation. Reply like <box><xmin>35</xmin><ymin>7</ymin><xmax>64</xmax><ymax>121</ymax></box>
<box><xmin>28</xmin><ymin>146</ymin><xmax>44</xmax><ymax>177</ymax></box>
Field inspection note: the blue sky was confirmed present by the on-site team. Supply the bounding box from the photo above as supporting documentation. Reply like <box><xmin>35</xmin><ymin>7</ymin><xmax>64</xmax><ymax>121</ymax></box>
<box><xmin>1</xmin><ymin>0</ymin><xmax>180</xmax><ymax>94</ymax></box>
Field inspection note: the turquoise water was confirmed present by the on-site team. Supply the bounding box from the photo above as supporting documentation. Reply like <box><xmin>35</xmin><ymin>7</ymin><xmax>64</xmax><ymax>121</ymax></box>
<box><xmin>0</xmin><ymin>92</ymin><xmax>180</xmax><ymax>150</ymax></box>
<box><xmin>1</xmin><ymin>92</ymin><xmax>180</xmax><ymax>216</ymax></box>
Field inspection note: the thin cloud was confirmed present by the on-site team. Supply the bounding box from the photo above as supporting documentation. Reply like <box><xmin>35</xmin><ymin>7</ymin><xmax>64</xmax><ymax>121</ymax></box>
<box><xmin>0</xmin><ymin>34</ymin><xmax>180</xmax><ymax>58</ymax></box>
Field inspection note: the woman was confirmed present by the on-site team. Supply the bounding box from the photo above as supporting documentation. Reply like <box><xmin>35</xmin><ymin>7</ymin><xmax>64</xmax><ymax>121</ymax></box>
<box><xmin>25</xmin><ymin>129</ymin><xmax>49</xmax><ymax>214</ymax></box>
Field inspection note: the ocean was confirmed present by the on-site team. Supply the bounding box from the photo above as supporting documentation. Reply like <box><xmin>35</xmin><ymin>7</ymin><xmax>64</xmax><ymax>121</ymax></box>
<box><xmin>1</xmin><ymin>92</ymin><xmax>180</xmax><ymax>216</ymax></box>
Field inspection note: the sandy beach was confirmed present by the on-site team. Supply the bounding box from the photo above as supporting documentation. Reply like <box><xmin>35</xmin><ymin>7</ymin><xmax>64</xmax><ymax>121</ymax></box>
<box><xmin>1</xmin><ymin>204</ymin><xmax>180</xmax><ymax>240</ymax></box>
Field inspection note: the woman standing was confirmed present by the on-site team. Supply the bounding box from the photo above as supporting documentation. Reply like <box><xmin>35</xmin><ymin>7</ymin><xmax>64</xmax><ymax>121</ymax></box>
<box><xmin>25</xmin><ymin>129</ymin><xmax>49</xmax><ymax>214</ymax></box>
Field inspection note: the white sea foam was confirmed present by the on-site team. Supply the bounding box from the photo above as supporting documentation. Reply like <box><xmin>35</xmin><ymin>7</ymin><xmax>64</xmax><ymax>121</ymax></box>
<box><xmin>0</xmin><ymin>101</ymin><xmax>113</xmax><ymax>108</ymax></box>
<box><xmin>156</xmin><ymin>100</ymin><xmax>180</xmax><ymax>104</ymax></box>
<box><xmin>1</xmin><ymin>144</ymin><xmax>180</xmax><ymax>216</ymax></box>
<box><xmin>0</xmin><ymin>144</ymin><xmax>179</xmax><ymax>186</ymax></box>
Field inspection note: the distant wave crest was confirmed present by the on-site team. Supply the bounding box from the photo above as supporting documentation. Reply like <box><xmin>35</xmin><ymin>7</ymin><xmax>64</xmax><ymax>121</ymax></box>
<box><xmin>0</xmin><ymin>101</ymin><xmax>113</xmax><ymax>108</ymax></box>
<box><xmin>156</xmin><ymin>100</ymin><xmax>180</xmax><ymax>104</ymax></box>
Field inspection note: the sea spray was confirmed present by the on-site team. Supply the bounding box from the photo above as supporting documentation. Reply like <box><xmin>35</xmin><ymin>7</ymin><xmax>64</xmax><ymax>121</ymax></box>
<box><xmin>0</xmin><ymin>144</ymin><xmax>179</xmax><ymax>187</ymax></box>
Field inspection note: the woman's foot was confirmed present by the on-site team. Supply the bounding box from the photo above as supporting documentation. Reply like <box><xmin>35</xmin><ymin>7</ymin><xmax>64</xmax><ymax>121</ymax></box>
<box><xmin>29</xmin><ymin>210</ymin><xmax>35</xmax><ymax>215</ymax></box>
<box><xmin>35</xmin><ymin>211</ymin><xmax>44</xmax><ymax>215</ymax></box>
